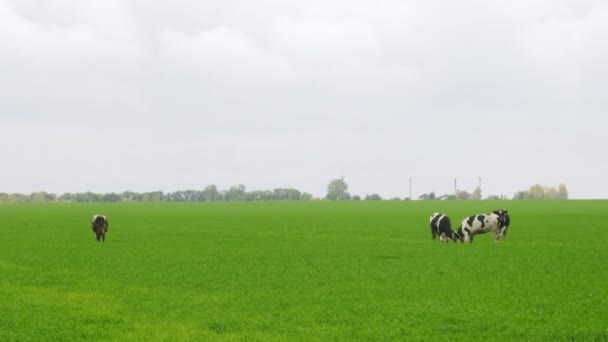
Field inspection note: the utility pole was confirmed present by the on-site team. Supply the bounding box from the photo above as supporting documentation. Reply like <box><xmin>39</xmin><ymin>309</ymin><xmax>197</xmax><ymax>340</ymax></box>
<box><xmin>409</xmin><ymin>178</ymin><xmax>412</xmax><ymax>200</ymax></box>
<box><xmin>454</xmin><ymin>178</ymin><xmax>457</xmax><ymax>195</ymax></box>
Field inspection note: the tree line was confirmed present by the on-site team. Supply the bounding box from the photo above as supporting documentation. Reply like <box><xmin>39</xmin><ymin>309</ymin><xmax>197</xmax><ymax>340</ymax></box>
<box><xmin>512</xmin><ymin>183</ymin><xmax>568</xmax><ymax>200</ymax></box>
<box><xmin>0</xmin><ymin>179</ymin><xmax>568</xmax><ymax>203</ymax></box>
<box><xmin>418</xmin><ymin>183</ymin><xmax>568</xmax><ymax>200</ymax></box>
<box><xmin>0</xmin><ymin>185</ymin><xmax>313</xmax><ymax>203</ymax></box>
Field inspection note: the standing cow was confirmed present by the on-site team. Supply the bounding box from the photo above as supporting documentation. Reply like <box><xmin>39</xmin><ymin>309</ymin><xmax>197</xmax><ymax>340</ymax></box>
<box><xmin>454</xmin><ymin>210</ymin><xmax>509</xmax><ymax>243</ymax></box>
<box><xmin>430</xmin><ymin>213</ymin><xmax>456</xmax><ymax>243</ymax></box>
<box><xmin>91</xmin><ymin>214</ymin><xmax>109</xmax><ymax>242</ymax></box>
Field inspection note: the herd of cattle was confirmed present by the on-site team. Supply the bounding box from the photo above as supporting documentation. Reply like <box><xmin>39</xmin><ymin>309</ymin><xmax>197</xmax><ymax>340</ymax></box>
<box><xmin>91</xmin><ymin>209</ymin><xmax>510</xmax><ymax>244</ymax></box>
<box><xmin>430</xmin><ymin>209</ymin><xmax>510</xmax><ymax>243</ymax></box>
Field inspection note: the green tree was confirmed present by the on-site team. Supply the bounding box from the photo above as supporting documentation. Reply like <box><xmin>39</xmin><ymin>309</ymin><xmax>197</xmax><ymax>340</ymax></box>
<box><xmin>202</xmin><ymin>185</ymin><xmax>222</xmax><ymax>201</ymax></box>
<box><xmin>471</xmin><ymin>186</ymin><xmax>482</xmax><ymax>200</ymax></box>
<box><xmin>513</xmin><ymin>191</ymin><xmax>528</xmax><ymax>200</ymax></box>
<box><xmin>364</xmin><ymin>194</ymin><xmax>382</xmax><ymax>200</ymax></box>
<box><xmin>225</xmin><ymin>184</ymin><xmax>247</xmax><ymax>201</ymax></box>
<box><xmin>455</xmin><ymin>190</ymin><xmax>470</xmax><ymax>200</ymax></box>
<box><xmin>544</xmin><ymin>186</ymin><xmax>558</xmax><ymax>200</ymax></box>
<box><xmin>418</xmin><ymin>192</ymin><xmax>437</xmax><ymax>200</ymax></box>
<box><xmin>325</xmin><ymin>177</ymin><xmax>351</xmax><ymax>200</ymax></box>
<box><xmin>103</xmin><ymin>193</ymin><xmax>121</xmax><ymax>202</ymax></box>
<box><xmin>558</xmin><ymin>183</ymin><xmax>568</xmax><ymax>199</ymax></box>
<box><xmin>527</xmin><ymin>184</ymin><xmax>545</xmax><ymax>199</ymax></box>
<box><xmin>300</xmin><ymin>192</ymin><xmax>313</xmax><ymax>201</ymax></box>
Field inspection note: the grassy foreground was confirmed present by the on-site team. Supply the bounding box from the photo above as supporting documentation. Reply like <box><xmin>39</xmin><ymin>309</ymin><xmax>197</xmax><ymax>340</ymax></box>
<box><xmin>1</xmin><ymin>200</ymin><xmax>607</xmax><ymax>341</ymax></box>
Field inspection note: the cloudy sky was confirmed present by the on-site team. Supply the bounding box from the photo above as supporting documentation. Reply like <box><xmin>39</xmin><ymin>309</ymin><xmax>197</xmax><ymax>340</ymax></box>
<box><xmin>1</xmin><ymin>0</ymin><xmax>607</xmax><ymax>199</ymax></box>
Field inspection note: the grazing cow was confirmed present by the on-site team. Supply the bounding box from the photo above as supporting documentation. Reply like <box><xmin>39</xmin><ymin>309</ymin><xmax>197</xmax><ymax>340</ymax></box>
<box><xmin>454</xmin><ymin>210</ymin><xmax>509</xmax><ymax>243</ymax></box>
<box><xmin>430</xmin><ymin>213</ymin><xmax>456</xmax><ymax>243</ymax></box>
<box><xmin>91</xmin><ymin>214</ymin><xmax>109</xmax><ymax>242</ymax></box>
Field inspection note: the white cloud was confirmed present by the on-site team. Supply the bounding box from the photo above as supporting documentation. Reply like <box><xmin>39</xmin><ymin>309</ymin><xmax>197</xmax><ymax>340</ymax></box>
<box><xmin>158</xmin><ymin>27</ymin><xmax>293</xmax><ymax>86</ymax></box>
<box><xmin>0</xmin><ymin>0</ymin><xmax>143</xmax><ymax>64</ymax></box>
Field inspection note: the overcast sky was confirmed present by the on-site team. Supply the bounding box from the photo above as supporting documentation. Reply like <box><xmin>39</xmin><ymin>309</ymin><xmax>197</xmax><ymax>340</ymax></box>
<box><xmin>1</xmin><ymin>0</ymin><xmax>607</xmax><ymax>199</ymax></box>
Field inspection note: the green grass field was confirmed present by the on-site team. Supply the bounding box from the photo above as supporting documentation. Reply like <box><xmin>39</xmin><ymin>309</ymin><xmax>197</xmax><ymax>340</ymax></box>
<box><xmin>1</xmin><ymin>201</ymin><xmax>607</xmax><ymax>341</ymax></box>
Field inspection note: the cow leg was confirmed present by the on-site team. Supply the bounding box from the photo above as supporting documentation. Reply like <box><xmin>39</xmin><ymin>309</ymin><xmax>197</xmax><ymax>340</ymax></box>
<box><xmin>493</xmin><ymin>231</ymin><xmax>501</xmax><ymax>242</ymax></box>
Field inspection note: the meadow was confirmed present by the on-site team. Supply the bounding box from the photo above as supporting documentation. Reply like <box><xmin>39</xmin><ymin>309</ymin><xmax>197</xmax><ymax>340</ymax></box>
<box><xmin>1</xmin><ymin>200</ymin><xmax>607</xmax><ymax>341</ymax></box>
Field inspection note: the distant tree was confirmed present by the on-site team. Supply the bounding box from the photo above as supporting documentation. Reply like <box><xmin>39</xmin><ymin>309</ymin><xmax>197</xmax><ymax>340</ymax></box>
<box><xmin>300</xmin><ymin>192</ymin><xmax>313</xmax><ymax>201</ymax></box>
<box><xmin>30</xmin><ymin>192</ymin><xmax>55</xmax><ymax>202</ymax></box>
<box><xmin>544</xmin><ymin>186</ymin><xmax>558</xmax><ymax>200</ymax></box>
<box><xmin>59</xmin><ymin>193</ymin><xmax>73</xmax><ymax>202</ymax></box>
<box><xmin>286</xmin><ymin>188</ymin><xmax>302</xmax><ymax>200</ymax></box>
<box><xmin>122</xmin><ymin>191</ymin><xmax>138</xmax><ymax>202</ymax></box>
<box><xmin>325</xmin><ymin>177</ymin><xmax>351</xmax><ymax>200</ymax></box>
<box><xmin>513</xmin><ymin>191</ymin><xmax>528</xmax><ymax>200</ymax></box>
<box><xmin>225</xmin><ymin>184</ymin><xmax>247</xmax><ymax>201</ymax></box>
<box><xmin>486</xmin><ymin>194</ymin><xmax>501</xmax><ymax>200</ymax></box>
<box><xmin>418</xmin><ymin>192</ymin><xmax>437</xmax><ymax>200</ymax></box>
<box><xmin>527</xmin><ymin>184</ymin><xmax>545</xmax><ymax>199</ymax></box>
<box><xmin>471</xmin><ymin>186</ymin><xmax>482</xmax><ymax>200</ymax></box>
<box><xmin>513</xmin><ymin>183</ymin><xmax>568</xmax><ymax>200</ymax></box>
<box><xmin>137</xmin><ymin>191</ymin><xmax>163</xmax><ymax>202</ymax></box>
<box><xmin>149</xmin><ymin>191</ymin><xmax>163</xmax><ymax>202</ymax></box>
<box><xmin>558</xmin><ymin>183</ymin><xmax>568</xmax><ymax>199</ymax></box>
<box><xmin>455</xmin><ymin>190</ymin><xmax>471</xmax><ymax>200</ymax></box>
<box><xmin>364</xmin><ymin>194</ymin><xmax>382</xmax><ymax>201</ymax></box>
<box><xmin>274</xmin><ymin>188</ymin><xmax>302</xmax><ymax>200</ymax></box>
<box><xmin>254</xmin><ymin>190</ymin><xmax>272</xmax><ymax>200</ymax></box>
<box><xmin>202</xmin><ymin>185</ymin><xmax>221</xmax><ymax>201</ymax></box>
<box><xmin>390</xmin><ymin>197</ymin><xmax>402</xmax><ymax>201</ymax></box>
<box><xmin>352</xmin><ymin>195</ymin><xmax>361</xmax><ymax>201</ymax></box>
<box><xmin>103</xmin><ymin>193</ymin><xmax>121</xmax><ymax>202</ymax></box>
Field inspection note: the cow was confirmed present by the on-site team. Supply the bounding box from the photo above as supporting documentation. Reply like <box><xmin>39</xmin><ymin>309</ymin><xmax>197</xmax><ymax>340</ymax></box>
<box><xmin>91</xmin><ymin>214</ymin><xmax>109</xmax><ymax>242</ymax></box>
<box><xmin>429</xmin><ymin>213</ymin><xmax>457</xmax><ymax>243</ymax></box>
<box><xmin>454</xmin><ymin>210</ymin><xmax>509</xmax><ymax>243</ymax></box>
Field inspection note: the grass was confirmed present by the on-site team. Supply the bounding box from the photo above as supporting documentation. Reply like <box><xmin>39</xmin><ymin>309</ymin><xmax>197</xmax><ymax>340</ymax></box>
<box><xmin>1</xmin><ymin>200</ymin><xmax>607</xmax><ymax>341</ymax></box>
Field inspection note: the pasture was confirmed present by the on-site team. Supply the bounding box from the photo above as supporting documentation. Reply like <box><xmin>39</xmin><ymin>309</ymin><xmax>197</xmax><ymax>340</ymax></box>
<box><xmin>1</xmin><ymin>200</ymin><xmax>607</xmax><ymax>340</ymax></box>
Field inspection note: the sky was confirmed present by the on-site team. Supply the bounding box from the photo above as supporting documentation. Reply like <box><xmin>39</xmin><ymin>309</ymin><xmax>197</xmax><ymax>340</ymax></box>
<box><xmin>1</xmin><ymin>0</ymin><xmax>607</xmax><ymax>199</ymax></box>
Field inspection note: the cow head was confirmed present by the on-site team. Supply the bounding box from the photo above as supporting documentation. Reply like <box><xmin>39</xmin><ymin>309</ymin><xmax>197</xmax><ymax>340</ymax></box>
<box><xmin>93</xmin><ymin>215</ymin><xmax>106</xmax><ymax>226</ymax></box>
<box><xmin>452</xmin><ymin>228</ymin><xmax>465</xmax><ymax>243</ymax></box>
<box><xmin>493</xmin><ymin>209</ymin><xmax>510</xmax><ymax>237</ymax></box>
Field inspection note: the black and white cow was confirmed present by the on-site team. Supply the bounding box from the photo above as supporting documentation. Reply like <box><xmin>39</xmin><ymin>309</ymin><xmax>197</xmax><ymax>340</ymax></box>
<box><xmin>454</xmin><ymin>210</ymin><xmax>509</xmax><ymax>243</ymax></box>
<box><xmin>429</xmin><ymin>213</ymin><xmax>456</xmax><ymax>243</ymax></box>
<box><xmin>91</xmin><ymin>214</ymin><xmax>109</xmax><ymax>242</ymax></box>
